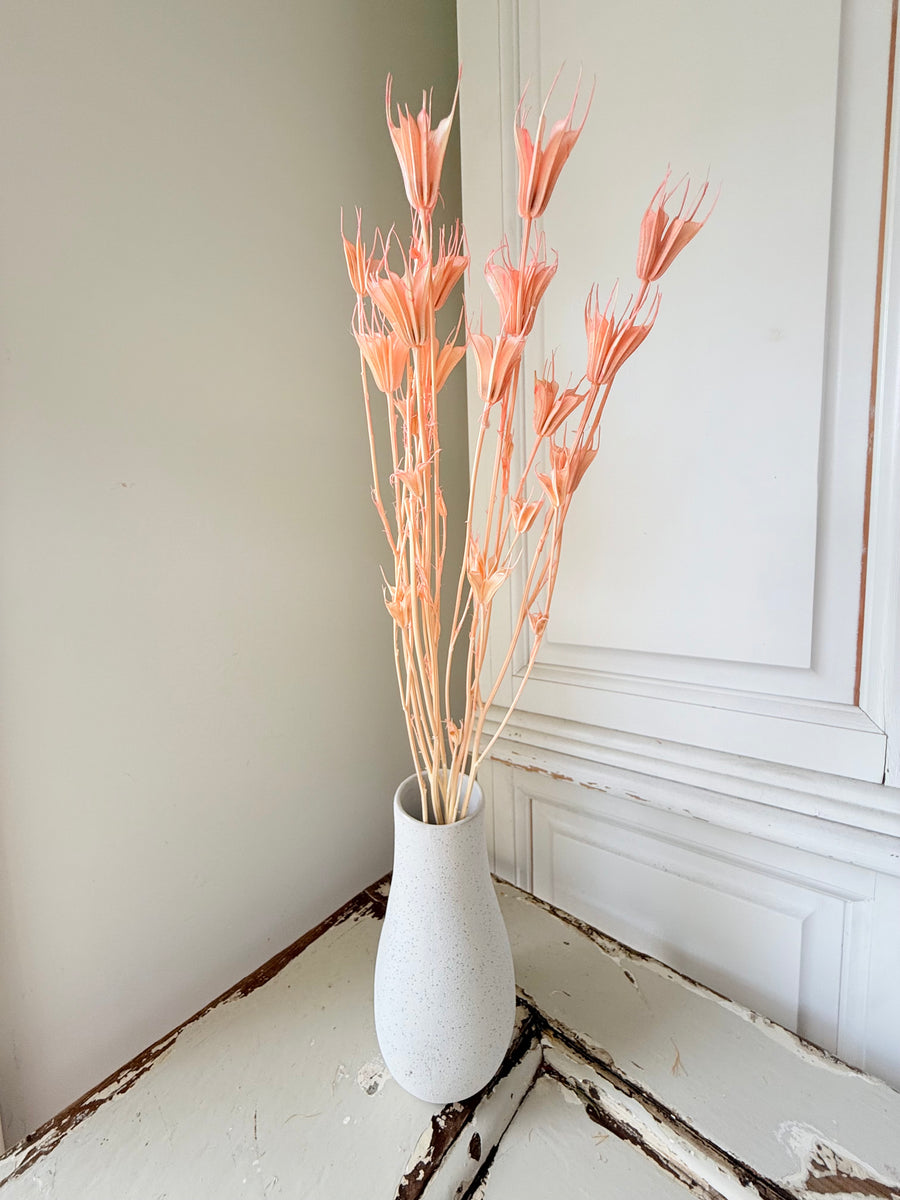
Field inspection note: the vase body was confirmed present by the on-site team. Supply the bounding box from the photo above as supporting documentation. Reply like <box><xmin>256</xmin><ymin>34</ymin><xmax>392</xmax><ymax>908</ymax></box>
<box><xmin>374</xmin><ymin>774</ymin><xmax>516</xmax><ymax>1104</ymax></box>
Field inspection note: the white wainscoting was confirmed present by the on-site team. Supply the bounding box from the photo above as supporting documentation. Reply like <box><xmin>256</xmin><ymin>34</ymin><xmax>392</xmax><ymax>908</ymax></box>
<box><xmin>482</xmin><ymin>738</ymin><xmax>900</xmax><ymax>1088</ymax></box>
<box><xmin>458</xmin><ymin>0</ymin><xmax>900</xmax><ymax>1089</ymax></box>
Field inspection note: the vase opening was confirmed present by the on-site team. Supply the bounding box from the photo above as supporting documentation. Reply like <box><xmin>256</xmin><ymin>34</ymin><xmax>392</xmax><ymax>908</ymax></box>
<box><xmin>395</xmin><ymin>774</ymin><xmax>484</xmax><ymax>826</ymax></box>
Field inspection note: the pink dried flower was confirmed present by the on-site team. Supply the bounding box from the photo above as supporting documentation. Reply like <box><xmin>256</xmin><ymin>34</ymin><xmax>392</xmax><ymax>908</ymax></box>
<box><xmin>386</xmin><ymin>75</ymin><xmax>459</xmax><ymax>217</ymax></box>
<box><xmin>469</xmin><ymin>327</ymin><xmax>526</xmax><ymax>406</ymax></box>
<box><xmin>511</xmin><ymin>496</ymin><xmax>543</xmax><ymax>533</ymax></box>
<box><xmin>356</xmin><ymin>324</ymin><xmax>408</xmax><ymax>394</ymax></box>
<box><xmin>585</xmin><ymin>285</ymin><xmax>661</xmax><ymax>386</ymax></box>
<box><xmin>514</xmin><ymin>76</ymin><xmax>592</xmax><ymax>219</ymax></box>
<box><xmin>537</xmin><ymin>440</ymin><xmax>598</xmax><ymax>508</ymax></box>
<box><xmin>393</xmin><ymin>463</ymin><xmax>428</xmax><ymax>499</ymax></box>
<box><xmin>344</xmin><ymin>70</ymin><xmax>709</xmax><ymax>823</ymax></box>
<box><xmin>485</xmin><ymin>236</ymin><xmax>557</xmax><ymax>335</ymax></box>
<box><xmin>435</xmin><ymin>341</ymin><xmax>465</xmax><ymax>393</ymax></box>
<box><xmin>368</xmin><ymin>262</ymin><xmax>430</xmax><ymax>347</ymax></box>
<box><xmin>636</xmin><ymin>172</ymin><xmax>715</xmax><ymax>283</ymax></box>
<box><xmin>341</xmin><ymin>211</ymin><xmax>373</xmax><ymax>296</ymax></box>
<box><xmin>432</xmin><ymin>224</ymin><xmax>469</xmax><ymax>309</ymax></box>
<box><xmin>533</xmin><ymin>372</ymin><xmax>585</xmax><ymax>438</ymax></box>
<box><xmin>528</xmin><ymin>610</ymin><xmax>549</xmax><ymax>638</ymax></box>
<box><xmin>385</xmin><ymin>581</ymin><xmax>412</xmax><ymax>627</ymax></box>
<box><xmin>466</xmin><ymin>539</ymin><xmax>510</xmax><ymax>607</ymax></box>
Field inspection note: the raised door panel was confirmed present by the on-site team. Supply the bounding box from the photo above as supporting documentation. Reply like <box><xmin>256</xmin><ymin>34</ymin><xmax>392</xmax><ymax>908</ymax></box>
<box><xmin>488</xmin><ymin>760</ymin><xmax>877</xmax><ymax>1064</ymax></box>
<box><xmin>534</xmin><ymin>0</ymin><xmax>839</xmax><ymax>672</ymax></box>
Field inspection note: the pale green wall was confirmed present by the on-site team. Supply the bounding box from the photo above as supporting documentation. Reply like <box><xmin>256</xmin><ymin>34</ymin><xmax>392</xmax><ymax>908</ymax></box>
<box><xmin>0</xmin><ymin>0</ymin><xmax>465</xmax><ymax>1142</ymax></box>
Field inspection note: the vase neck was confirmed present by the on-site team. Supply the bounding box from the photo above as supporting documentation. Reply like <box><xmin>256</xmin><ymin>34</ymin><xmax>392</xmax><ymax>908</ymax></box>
<box><xmin>394</xmin><ymin>773</ymin><xmax>483</xmax><ymax>826</ymax></box>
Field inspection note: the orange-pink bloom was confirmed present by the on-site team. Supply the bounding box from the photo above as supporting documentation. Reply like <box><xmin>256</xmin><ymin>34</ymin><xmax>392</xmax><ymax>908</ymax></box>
<box><xmin>385</xmin><ymin>580</ymin><xmax>412</xmax><ymax>627</ymax></box>
<box><xmin>432</xmin><ymin>224</ymin><xmax>469</xmax><ymax>309</ymax></box>
<box><xmin>393</xmin><ymin>462</ymin><xmax>428</xmax><ymax>500</ymax></box>
<box><xmin>469</xmin><ymin>327</ymin><xmax>526</xmax><ymax>406</ymax></box>
<box><xmin>515</xmin><ymin>79</ymin><xmax>592</xmax><ymax>220</ymax></box>
<box><xmin>368</xmin><ymin>263</ymin><xmax>430</xmax><ymax>347</ymax></box>
<box><xmin>566</xmin><ymin>442</ymin><xmax>598</xmax><ymax>491</ymax></box>
<box><xmin>466</xmin><ymin>538</ymin><xmax>510</xmax><ymax>608</ymax></box>
<box><xmin>413</xmin><ymin>335</ymin><xmax>466</xmax><ymax>397</ymax></box>
<box><xmin>636</xmin><ymin>172</ymin><xmax>714</xmax><ymax>282</ymax></box>
<box><xmin>485</xmin><ymin>236</ymin><xmax>557</xmax><ymax>335</ymax></box>
<box><xmin>356</xmin><ymin>325</ymin><xmax>408</xmax><ymax>394</ymax></box>
<box><xmin>344</xmin><ymin>70</ymin><xmax>711</xmax><ymax>822</ymax></box>
<box><xmin>511</xmin><ymin>496</ymin><xmax>543</xmax><ymax>533</ymax></box>
<box><xmin>528</xmin><ymin>610</ymin><xmax>549</xmax><ymax>638</ymax></box>
<box><xmin>432</xmin><ymin>337</ymin><xmax>466</xmax><ymax>394</ymax></box>
<box><xmin>342</xmin><ymin>212</ymin><xmax>373</xmax><ymax>296</ymax></box>
<box><xmin>585</xmin><ymin>285</ymin><xmax>661</xmax><ymax>386</ymax></box>
<box><xmin>533</xmin><ymin>373</ymin><xmax>585</xmax><ymax>438</ymax></box>
<box><xmin>537</xmin><ymin>440</ymin><xmax>598</xmax><ymax>508</ymax></box>
<box><xmin>386</xmin><ymin>75</ymin><xmax>459</xmax><ymax>217</ymax></box>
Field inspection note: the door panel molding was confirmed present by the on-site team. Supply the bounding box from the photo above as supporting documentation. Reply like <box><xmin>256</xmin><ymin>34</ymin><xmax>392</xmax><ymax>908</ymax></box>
<box><xmin>484</xmin><ymin>750</ymin><xmax>895</xmax><ymax>1081</ymax></box>
<box><xmin>458</xmin><ymin>0</ymin><xmax>895</xmax><ymax>779</ymax></box>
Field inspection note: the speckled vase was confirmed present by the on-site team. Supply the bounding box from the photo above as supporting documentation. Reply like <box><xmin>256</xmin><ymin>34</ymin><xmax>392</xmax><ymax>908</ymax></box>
<box><xmin>374</xmin><ymin>774</ymin><xmax>516</xmax><ymax>1104</ymax></box>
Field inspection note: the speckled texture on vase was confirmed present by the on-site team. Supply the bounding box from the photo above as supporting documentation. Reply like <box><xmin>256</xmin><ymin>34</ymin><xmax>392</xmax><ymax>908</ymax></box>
<box><xmin>374</xmin><ymin>775</ymin><xmax>516</xmax><ymax>1105</ymax></box>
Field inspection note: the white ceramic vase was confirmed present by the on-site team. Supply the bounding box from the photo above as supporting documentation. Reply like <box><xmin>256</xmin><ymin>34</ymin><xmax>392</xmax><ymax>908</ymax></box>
<box><xmin>374</xmin><ymin>774</ymin><xmax>516</xmax><ymax>1104</ymax></box>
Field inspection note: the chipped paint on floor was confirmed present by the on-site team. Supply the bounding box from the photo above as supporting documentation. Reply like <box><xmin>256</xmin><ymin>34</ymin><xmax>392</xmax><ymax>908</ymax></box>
<box><xmin>0</xmin><ymin>878</ymin><xmax>897</xmax><ymax>1199</ymax></box>
<box><xmin>473</xmin><ymin>1073</ymin><xmax>697</xmax><ymax>1199</ymax></box>
<box><xmin>498</xmin><ymin>882</ymin><xmax>900</xmax><ymax>1191</ymax></box>
<box><xmin>778</xmin><ymin>1124</ymin><xmax>900</xmax><ymax>1200</ymax></box>
<box><xmin>357</xmin><ymin>1057</ymin><xmax>389</xmax><ymax>1097</ymax></box>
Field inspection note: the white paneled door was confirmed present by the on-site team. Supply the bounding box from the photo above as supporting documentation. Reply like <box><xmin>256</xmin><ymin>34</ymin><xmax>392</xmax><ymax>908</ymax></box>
<box><xmin>457</xmin><ymin>0</ymin><xmax>900</xmax><ymax>1086</ymax></box>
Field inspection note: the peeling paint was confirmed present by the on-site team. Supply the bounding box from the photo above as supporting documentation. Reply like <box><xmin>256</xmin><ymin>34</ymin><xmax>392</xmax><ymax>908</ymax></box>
<box><xmin>357</xmin><ymin>1058</ymin><xmax>388</xmax><ymax>1097</ymax></box>
<box><xmin>778</xmin><ymin>1125</ymin><xmax>900</xmax><ymax>1199</ymax></box>
<box><xmin>395</xmin><ymin>1107</ymin><xmax>472</xmax><ymax>1198</ymax></box>
<box><xmin>492</xmin><ymin>758</ymin><xmax>573</xmax><ymax>785</ymax></box>
<box><xmin>540</xmin><ymin>1027</ymin><xmax>785</xmax><ymax>1200</ymax></box>
<box><xmin>0</xmin><ymin>879</ymin><xmax>391</xmax><ymax>1185</ymax></box>
<box><xmin>541</xmin><ymin>1062</ymin><xmax>730</xmax><ymax>1200</ymax></box>
<box><xmin>431</xmin><ymin>1042</ymin><xmax>543</xmax><ymax>1200</ymax></box>
<box><xmin>393</xmin><ymin>1009</ymin><xmax>539</xmax><ymax>1200</ymax></box>
<box><xmin>2</xmin><ymin>875</ymin><xmax>896</xmax><ymax>1200</ymax></box>
<box><xmin>460</xmin><ymin>1142</ymin><xmax>500</xmax><ymax>1200</ymax></box>
<box><xmin>492</xmin><ymin>756</ymin><xmax>609</xmax><ymax>792</ymax></box>
<box><xmin>505</xmin><ymin>882</ymin><xmax>879</xmax><ymax>1084</ymax></box>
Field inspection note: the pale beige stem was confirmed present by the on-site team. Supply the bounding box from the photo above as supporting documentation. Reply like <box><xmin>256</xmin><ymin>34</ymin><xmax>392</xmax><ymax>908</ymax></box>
<box><xmin>457</xmin><ymin>510</ymin><xmax>556</xmax><ymax>819</ymax></box>
<box><xmin>360</xmin><ymin>353</ymin><xmax>398</xmax><ymax>555</ymax></box>
<box><xmin>443</xmin><ymin>416</ymin><xmax>489</xmax><ymax>728</ymax></box>
<box><xmin>393</xmin><ymin>622</ymin><xmax>427</xmax><ymax>820</ymax></box>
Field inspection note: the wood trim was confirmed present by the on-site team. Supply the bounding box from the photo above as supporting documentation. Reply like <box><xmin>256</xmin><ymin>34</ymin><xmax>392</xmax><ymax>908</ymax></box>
<box><xmin>859</xmin><ymin>0</ymin><xmax>900</xmax><ymax>783</ymax></box>
<box><xmin>856</xmin><ymin>0</ymin><xmax>899</xmax><ymax>706</ymax></box>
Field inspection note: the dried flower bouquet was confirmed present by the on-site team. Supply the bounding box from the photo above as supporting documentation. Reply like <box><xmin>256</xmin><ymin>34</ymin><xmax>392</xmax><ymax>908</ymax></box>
<box><xmin>344</xmin><ymin>72</ymin><xmax>710</xmax><ymax>824</ymax></box>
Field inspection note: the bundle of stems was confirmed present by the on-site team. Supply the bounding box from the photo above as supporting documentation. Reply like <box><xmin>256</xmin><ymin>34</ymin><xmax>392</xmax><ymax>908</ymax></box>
<box><xmin>344</xmin><ymin>72</ymin><xmax>711</xmax><ymax>823</ymax></box>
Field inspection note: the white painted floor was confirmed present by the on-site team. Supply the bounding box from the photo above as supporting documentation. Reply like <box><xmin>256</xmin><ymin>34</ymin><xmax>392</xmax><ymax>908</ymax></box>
<box><xmin>476</xmin><ymin>1072</ymin><xmax>691</xmax><ymax>1199</ymax></box>
<box><xmin>0</xmin><ymin>879</ymin><xmax>897</xmax><ymax>1198</ymax></box>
